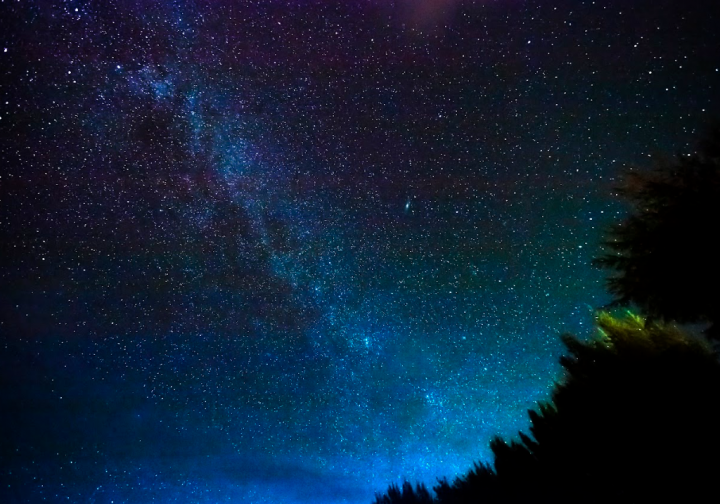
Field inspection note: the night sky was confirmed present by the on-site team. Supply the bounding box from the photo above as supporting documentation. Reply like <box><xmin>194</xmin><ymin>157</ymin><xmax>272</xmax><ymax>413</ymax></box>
<box><xmin>1</xmin><ymin>1</ymin><xmax>719</xmax><ymax>502</ymax></box>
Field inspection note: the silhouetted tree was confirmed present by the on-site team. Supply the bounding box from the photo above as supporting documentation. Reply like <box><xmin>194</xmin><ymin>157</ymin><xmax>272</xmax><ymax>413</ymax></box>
<box><xmin>434</xmin><ymin>462</ymin><xmax>500</xmax><ymax>504</ymax></box>
<box><xmin>373</xmin><ymin>312</ymin><xmax>720</xmax><ymax>503</ymax></box>
<box><xmin>520</xmin><ymin>312</ymin><xmax>720</xmax><ymax>502</ymax></box>
<box><xmin>374</xmin><ymin>481</ymin><xmax>434</xmax><ymax>504</ymax></box>
<box><xmin>594</xmin><ymin>126</ymin><xmax>720</xmax><ymax>339</ymax></box>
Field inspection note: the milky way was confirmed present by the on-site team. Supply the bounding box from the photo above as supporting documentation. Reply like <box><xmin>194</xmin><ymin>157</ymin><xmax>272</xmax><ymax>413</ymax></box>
<box><xmin>1</xmin><ymin>1</ymin><xmax>719</xmax><ymax>503</ymax></box>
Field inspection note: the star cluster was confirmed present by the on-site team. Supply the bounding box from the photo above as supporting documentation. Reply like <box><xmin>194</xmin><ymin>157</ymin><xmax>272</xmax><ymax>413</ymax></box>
<box><xmin>1</xmin><ymin>1</ymin><xmax>719</xmax><ymax>503</ymax></box>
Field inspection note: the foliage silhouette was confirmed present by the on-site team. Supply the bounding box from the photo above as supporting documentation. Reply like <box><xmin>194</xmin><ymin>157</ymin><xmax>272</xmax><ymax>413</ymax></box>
<box><xmin>433</xmin><ymin>462</ymin><xmax>500</xmax><ymax>504</ymax></box>
<box><xmin>374</xmin><ymin>313</ymin><xmax>720</xmax><ymax>503</ymax></box>
<box><xmin>594</xmin><ymin>126</ymin><xmax>720</xmax><ymax>339</ymax></box>
<box><xmin>374</xmin><ymin>481</ymin><xmax>434</xmax><ymax>504</ymax></box>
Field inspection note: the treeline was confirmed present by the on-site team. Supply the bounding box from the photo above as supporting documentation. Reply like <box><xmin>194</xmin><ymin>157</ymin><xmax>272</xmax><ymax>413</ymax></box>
<box><xmin>374</xmin><ymin>126</ymin><xmax>720</xmax><ymax>503</ymax></box>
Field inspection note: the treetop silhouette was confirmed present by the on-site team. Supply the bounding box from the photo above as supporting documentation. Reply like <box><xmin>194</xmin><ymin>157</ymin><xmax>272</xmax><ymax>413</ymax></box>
<box><xmin>374</xmin><ymin>312</ymin><xmax>720</xmax><ymax>503</ymax></box>
<box><xmin>595</xmin><ymin>126</ymin><xmax>720</xmax><ymax>339</ymax></box>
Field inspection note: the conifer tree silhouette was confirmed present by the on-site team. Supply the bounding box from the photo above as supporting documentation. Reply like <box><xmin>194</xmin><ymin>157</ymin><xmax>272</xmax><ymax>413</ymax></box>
<box><xmin>595</xmin><ymin>126</ymin><xmax>720</xmax><ymax>339</ymax></box>
<box><xmin>373</xmin><ymin>313</ymin><xmax>720</xmax><ymax>503</ymax></box>
<box><xmin>519</xmin><ymin>313</ymin><xmax>720</xmax><ymax>502</ymax></box>
<box><xmin>374</xmin><ymin>481</ymin><xmax>434</xmax><ymax>504</ymax></box>
<box><xmin>433</xmin><ymin>462</ymin><xmax>499</xmax><ymax>504</ymax></box>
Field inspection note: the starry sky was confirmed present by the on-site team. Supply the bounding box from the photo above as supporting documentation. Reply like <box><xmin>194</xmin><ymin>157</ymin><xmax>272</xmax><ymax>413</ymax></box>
<box><xmin>1</xmin><ymin>1</ymin><xmax>719</xmax><ymax>503</ymax></box>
